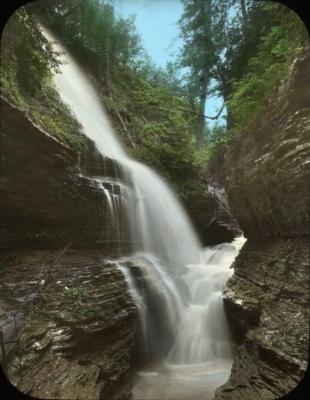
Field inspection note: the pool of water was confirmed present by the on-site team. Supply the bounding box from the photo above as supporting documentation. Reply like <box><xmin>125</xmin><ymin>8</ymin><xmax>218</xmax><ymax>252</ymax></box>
<box><xmin>133</xmin><ymin>359</ymin><xmax>233</xmax><ymax>400</ymax></box>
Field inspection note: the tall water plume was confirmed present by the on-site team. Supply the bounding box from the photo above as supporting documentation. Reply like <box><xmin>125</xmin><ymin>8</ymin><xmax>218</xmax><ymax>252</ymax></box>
<box><xmin>43</xmin><ymin>26</ymin><xmax>245</xmax><ymax>398</ymax></box>
<box><xmin>43</xmin><ymin>27</ymin><xmax>201</xmax><ymax>267</ymax></box>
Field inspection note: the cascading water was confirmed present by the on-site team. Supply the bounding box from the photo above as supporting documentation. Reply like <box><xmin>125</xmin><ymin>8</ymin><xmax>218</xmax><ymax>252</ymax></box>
<box><xmin>43</xmin><ymin>27</ymin><xmax>246</xmax><ymax>399</ymax></box>
<box><xmin>131</xmin><ymin>238</ymin><xmax>246</xmax><ymax>400</ymax></box>
<box><xmin>43</xmin><ymin>27</ymin><xmax>201</xmax><ymax>267</ymax></box>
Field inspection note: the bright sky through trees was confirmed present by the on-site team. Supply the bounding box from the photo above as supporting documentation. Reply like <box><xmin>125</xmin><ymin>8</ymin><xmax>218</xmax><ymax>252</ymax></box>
<box><xmin>114</xmin><ymin>0</ymin><xmax>224</xmax><ymax>126</ymax></box>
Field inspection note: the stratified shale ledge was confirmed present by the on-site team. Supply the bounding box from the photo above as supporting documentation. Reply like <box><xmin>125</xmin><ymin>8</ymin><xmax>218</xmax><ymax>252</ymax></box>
<box><xmin>214</xmin><ymin>46</ymin><xmax>310</xmax><ymax>400</ymax></box>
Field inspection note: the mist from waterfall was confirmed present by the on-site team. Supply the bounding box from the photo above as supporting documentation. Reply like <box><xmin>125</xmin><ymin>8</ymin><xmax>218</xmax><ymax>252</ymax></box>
<box><xmin>43</xmin><ymin>26</ymin><xmax>245</xmax><ymax>399</ymax></box>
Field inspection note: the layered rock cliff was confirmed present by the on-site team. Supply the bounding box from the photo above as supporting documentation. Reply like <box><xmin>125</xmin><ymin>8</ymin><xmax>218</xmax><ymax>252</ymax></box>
<box><xmin>1</xmin><ymin>249</ymin><xmax>137</xmax><ymax>399</ymax></box>
<box><xmin>214</xmin><ymin>46</ymin><xmax>310</xmax><ymax>399</ymax></box>
<box><xmin>0</xmin><ymin>96</ymin><xmax>132</xmax><ymax>253</ymax></box>
<box><xmin>0</xmin><ymin>96</ymin><xmax>139</xmax><ymax>398</ymax></box>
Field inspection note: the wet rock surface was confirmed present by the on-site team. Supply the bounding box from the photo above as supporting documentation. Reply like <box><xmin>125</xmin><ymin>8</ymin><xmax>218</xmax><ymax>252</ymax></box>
<box><xmin>215</xmin><ymin>239</ymin><xmax>309</xmax><ymax>400</ymax></box>
<box><xmin>204</xmin><ymin>177</ymin><xmax>241</xmax><ymax>245</ymax></box>
<box><xmin>0</xmin><ymin>249</ymin><xmax>137</xmax><ymax>400</ymax></box>
<box><xmin>124</xmin><ymin>257</ymin><xmax>189</xmax><ymax>364</ymax></box>
<box><xmin>182</xmin><ymin>180</ymin><xmax>241</xmax><ymax>247</ymax></box>
<box><xmin>0</xmin><ymin>97</ymin><xmax>131</xmax><ymax>252</ymax></box>
<box><xmin>214</xmin><ymin>47</ymin><xmax>310</xmax><ymax>399</ymax></box>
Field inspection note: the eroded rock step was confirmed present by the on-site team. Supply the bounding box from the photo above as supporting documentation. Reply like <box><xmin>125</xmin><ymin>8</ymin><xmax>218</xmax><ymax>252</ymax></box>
<box><xmin>0</xmin><ymin>249</ymin><xmax>138</xmax><ymax>400</ymax></box>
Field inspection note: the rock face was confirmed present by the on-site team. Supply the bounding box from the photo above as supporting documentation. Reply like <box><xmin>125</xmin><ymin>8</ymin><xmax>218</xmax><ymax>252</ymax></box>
<box><xmin>215</xmin><ymin>47</ymin><xmax>310</xmax><ymax>242</ymax></box>
<box><xmin>1</xmin><ymin>249</ymin><xmax>137</xmax><ymax>399</ymax></box>
<box><xmin>214</xmin><ymin>47</ymin><xmax>310</xmax><ymax>399</ymax></box>
<box><xmin>0</xmin><ymin>96</ymin><xmax>131</xmax><ymax>253</ymax></box>
<box><xmin>122</xmin><ymin>257</ymin><xmax>189</xmax><ymax>364</ymax></box>
<box><xmin>0</xmin><ymin>96</ymin><xmax>139</xmax><ymax>398</ymax></box>
<box><xmin>204</xmin><ymin>175</ymin><xmax>241</xmax><ymax>245</ymax></box>
<box><xmin>182</xmin><ymin>178</ymin><xmax>241</xmax><ymax>246</ymax></box>
<box><xmin>1</xmin><ymin>94</ymin><xmax>236</xmax><ymax>249</ymax></box>
<box><xmin>218</xmin><ymin>239</ymin><xmax>309</xmax><ymax>400</ymax></box>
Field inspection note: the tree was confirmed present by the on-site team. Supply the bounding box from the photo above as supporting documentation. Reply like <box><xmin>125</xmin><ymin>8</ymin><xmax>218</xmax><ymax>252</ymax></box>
<box><xmin>28</xmin><ymin>0</ymin><xmax>142</xmax><ymax>82</ymax></box>
<box><xmin>178</xmin><ymin>0</ymin><xmax>217</xmax><ymax>149</ymax></box>
<box><xmin>227</xmin><ymin>2</ymin><xmax>308</xmax><ymax>134</ymax></box>
<box><xmin>1</xmin><ymin>7</ymin><xmax>61</xmax><ymax>95</ymax></box>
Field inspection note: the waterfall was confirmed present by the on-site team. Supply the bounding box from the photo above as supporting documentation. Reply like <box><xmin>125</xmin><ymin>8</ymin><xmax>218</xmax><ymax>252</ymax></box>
<box><xmin>43</xmin><ymin>26</ymin><xmax>246</xmax><ymax>398</ymax></box>
<box><xmin>167</xmin><ymin>239</ymin><xmax>245</xmax><ymax>364</ymax></box>
<box><xmin>43</xmin><ymin>27</ymin><xmax>201</xmax><ymax>267</ymax></box>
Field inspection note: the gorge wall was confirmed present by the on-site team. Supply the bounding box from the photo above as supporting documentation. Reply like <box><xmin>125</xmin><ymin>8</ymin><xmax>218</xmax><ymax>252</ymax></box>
<box><xmin>0</xmin><ymin>96</ymin><xmax>140</xmax><ymax>398</ymax></box>
<box><xmin>214</xmin><ymin>46</ymin><xmax>310</xmax><ymax>399</ymax></box>
<box><xmin>0</xmin><ymin>96</ymin><xmax>133</xmax><ymax>253</ymax></box>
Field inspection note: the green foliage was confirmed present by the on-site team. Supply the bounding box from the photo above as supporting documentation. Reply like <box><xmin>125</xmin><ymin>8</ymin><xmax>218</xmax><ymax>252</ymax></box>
<box><xmin>178</xmin><ymin>0</ymin><xmax>216</xmax><ymax>147</ymax></box>
<box><xmin>25</xmin><ymin>0</ymin><xmax>202</xmax><ymax>188</ymax></box>
<box><xmin>27</xmin><ymin>286</ymin><xmax>53</xmax><ymax>321</ymax></box>
<box><xmin>59</xmin><ymin>286</ymin><xmax>94</xmax><ymax>322</ymax></box>
<box><xmin>190</xmin><ymin>122</ymin><xmax>232</xmax><ymax>168</ymax></box>
<box><xmin>132</xmin><ymin>84</ymin><xmax>197</xmax><ymax>182</ymax></box>
<box><xmin>210</xmin><ymin>0</ymin><xmax>275</xmax><ymax>102</ymax></box>
<box><xmin>177</xmin><ymin>0</ymin><xmax>308</xmax><ymax>160</ymax></box>
<box><xmin>27</xmin><ymin>284</ymin><xmax>94</xmax><ymax>323</ymax></box>
<box><xmin>2</xmin><ymin>1</ymin><xmax>205</xmax><ymax>197</ymax></box>
<box><xmin>30</xmin><ymin>0</ymin><xmax>142</xmax><ymax>79</ymax></box>
<box><xmin>32</xmin><ymin>0</ymin><xmax>202</xmax><ymax>192</ymax></box>
<box><xmin>1</xmin><ymin>7</ymin><xmax>60</xmax><ymax>94</ymax></box>
<box><xmin>176</xmin><ymin>0</ymin><xmax>308</xmax><ymax>155</ymax></box>
<box><xmin>1</xmin><ymin>8</ymin><xmax>83</xmax><ymax>150</ymax></box>
<box><xmin>5</xmin><ymin>0</ymin><xmax>304</xmax><ymax>207</ymax></box>
<box><xmin>179</xmin><ymin>0</ymin><xmax>216</xmax><ymax>97</ymax></box>
<box><xmin>135</xmin><ymin>57</ymin><xmax>184</xmax><ymax>96</ymax></box>
<box><xmin>193</xmin><ymin>148</ymin><xmax>210</xmax><ymax>168</ymax></box>
<box><xmin>99</xmin><ymin>66</ymin><xmax>201</xmax><ymax>195</ymax></box>
<box><xmin>227</xmin><ymin>3</ymin><xmax>308</xmax><ymax>136</ymax></box>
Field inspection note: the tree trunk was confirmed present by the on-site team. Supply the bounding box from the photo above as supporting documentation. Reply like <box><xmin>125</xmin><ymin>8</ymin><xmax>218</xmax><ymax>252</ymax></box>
<box><xmin>240</xmin><ymin>0</ymin><xmax>248</xmax><ymax>22</ymax></box>
<box><xmin>240</xmin><ymin>0</ymin><xmax>248</xmax><ymax>36</ymax></box>
<box><xmin>195</xmin><ymin>86</ymin><xmax>207</xmax><ymax>149</ymax></box>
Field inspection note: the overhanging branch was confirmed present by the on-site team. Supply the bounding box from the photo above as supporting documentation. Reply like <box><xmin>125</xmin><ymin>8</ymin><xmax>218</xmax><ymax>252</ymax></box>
<box><xmin>158</xmin><ymin>102</ymin><xmax>225</xmax><ymax>120</ymax></box>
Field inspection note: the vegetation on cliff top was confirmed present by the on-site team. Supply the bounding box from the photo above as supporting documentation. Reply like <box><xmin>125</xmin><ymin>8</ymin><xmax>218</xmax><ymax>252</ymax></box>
<box><xmin>1</xmin><ymin>0</ymin><xmax>308</xmax><ymax>192</ymax></box>
<box><xmin>176</xmin><ymin>0</ymin><xmax>308</xmax><ymax>160</ymax></box>
<box><xmin>0</xmin><ymin>8</ymin><xmax>83</xmax><ymax>150</ymax></box>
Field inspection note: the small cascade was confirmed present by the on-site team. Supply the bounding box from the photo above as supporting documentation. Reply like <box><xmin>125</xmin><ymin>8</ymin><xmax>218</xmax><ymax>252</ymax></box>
<box><xmin>117</xmin><ymin>263</ymin><xmax>149</xmax><ymax>354</ymax></box>
<box><xmin>132</xmin><ymin>237</ymin><xmax>246</xmax><ymax>400</ymax></box>
<box><xmin>167</xmin><ymin>242</ymin><xmax>240</xmax><ymax>364</ymax></box>
<box><xmin>113</xmin><ymin>254</ymin><xmax>186</xmax><ymax>360</ymax></box>
<box><xmin>79</xmin><ymin>129</ymin><xmax>135</xmax><ymax>252</ymax></box>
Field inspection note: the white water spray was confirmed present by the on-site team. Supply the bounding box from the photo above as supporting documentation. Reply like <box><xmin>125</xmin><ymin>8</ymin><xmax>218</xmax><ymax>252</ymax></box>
<box><xmin>43</xmin><ymin>27</ymin><xmax>245</xmax><ymax>399</ymax></box>
<box><xmin>132</xmin><ymin>237</ymin><xmax>245</xmax><ymax>400</ymax></box>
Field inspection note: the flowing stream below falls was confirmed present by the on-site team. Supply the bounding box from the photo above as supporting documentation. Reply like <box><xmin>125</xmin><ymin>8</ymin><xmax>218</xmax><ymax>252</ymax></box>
<box><xmin>43</xmin><ymin>26</ymin><xmax>246</xmax><ymax>399</ymax></box>
<box><xmin>129</xmin><ymin>237</ymin><xmax>246</xmax><ymax>400</ymax></box>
